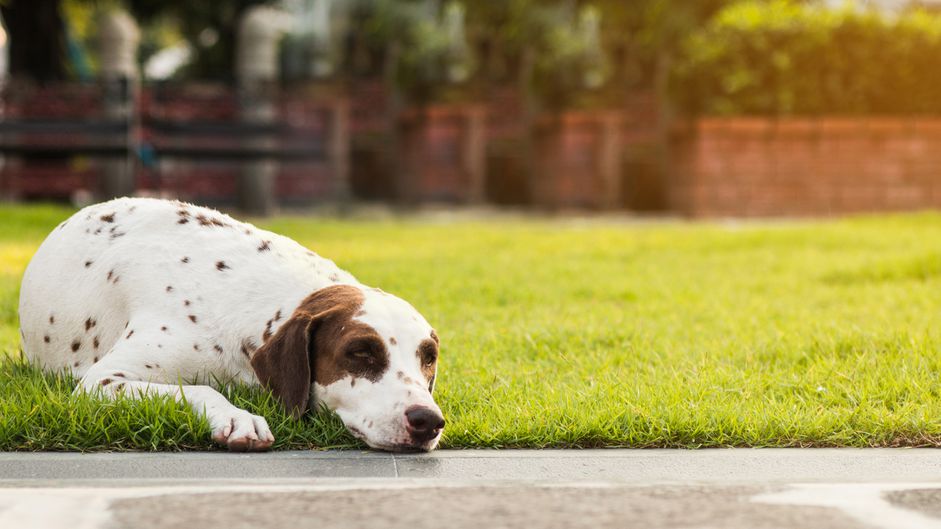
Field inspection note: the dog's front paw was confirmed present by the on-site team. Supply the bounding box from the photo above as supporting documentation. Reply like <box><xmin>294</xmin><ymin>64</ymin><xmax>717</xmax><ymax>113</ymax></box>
<box><xmin>209</xmin><ymin>409</ymin><xmax>275</xmax><ymax>452</ymax></box>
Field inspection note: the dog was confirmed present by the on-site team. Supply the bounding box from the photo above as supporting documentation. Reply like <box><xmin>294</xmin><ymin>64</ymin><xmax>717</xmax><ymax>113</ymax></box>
<box><xmin>18</xmin><ymin>197</ymin><xmax>444</xmax><ymax>452</ymax></box>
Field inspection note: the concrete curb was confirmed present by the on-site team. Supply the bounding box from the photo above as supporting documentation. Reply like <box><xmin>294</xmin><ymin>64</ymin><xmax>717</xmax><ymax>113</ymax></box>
<box><xmin>1</xmin><ymin>448</ymin><xmax>941</xmax><ymax>483</ymax></box>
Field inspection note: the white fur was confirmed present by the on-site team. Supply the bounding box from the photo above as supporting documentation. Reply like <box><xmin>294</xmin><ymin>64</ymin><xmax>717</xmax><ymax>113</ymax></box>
<box><xmin>18</xmin><ymin>197</ymin><xmax>441</xmax><ymax>451</ymax></box>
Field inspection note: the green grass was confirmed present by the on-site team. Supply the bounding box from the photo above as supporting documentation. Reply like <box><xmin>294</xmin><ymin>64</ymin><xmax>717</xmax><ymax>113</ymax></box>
<box><xmin>5</xmin><ymin>205</ymin><xmax>941</xmax><ymax>450</ymax></box>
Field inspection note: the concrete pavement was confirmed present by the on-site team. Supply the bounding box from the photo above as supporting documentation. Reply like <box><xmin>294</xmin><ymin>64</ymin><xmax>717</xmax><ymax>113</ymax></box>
<box><xmin>3</xmin><ymin>449</ymin><xmax>941</xmax><ymax>528</ymax></box>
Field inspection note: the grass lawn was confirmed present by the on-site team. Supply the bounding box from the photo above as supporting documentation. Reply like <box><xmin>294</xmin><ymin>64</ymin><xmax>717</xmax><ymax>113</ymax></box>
<box><xmin>4</xmin><ymin>204</ymin><xmax>941</xmax><ymax>450</ymax></box>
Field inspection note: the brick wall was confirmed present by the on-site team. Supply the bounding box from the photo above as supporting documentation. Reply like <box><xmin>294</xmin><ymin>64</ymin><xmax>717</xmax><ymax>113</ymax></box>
<box><xmin>670</xmin><ymin>117</ymin><xmax>941</xmax><ymax>217</ymax></box>
<box><xmin>398</xmin><ymin>106</ymin><xmax>486</xmax><ymax>204</ymax></box>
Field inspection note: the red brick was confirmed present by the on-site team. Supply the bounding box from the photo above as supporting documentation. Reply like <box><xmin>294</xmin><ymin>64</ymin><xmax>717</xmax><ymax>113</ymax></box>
<box><xmin>911</xmin><ymin>119</ymin><xmax>941</xmax><ymax>137</ymax></box>
<box><xmin>774</xmin><ymin>118</ymin><xmax>818</xmax><ymax>139</ymax></box>
<box><xmin>724</xmin><ymin>117</ymin><xmax>774</xmax><ymax>137</ymax></box>
<box><xmin>866</xmin><ymin>118</ymin><xmax>910</xmax><ymax>137</ymax></box>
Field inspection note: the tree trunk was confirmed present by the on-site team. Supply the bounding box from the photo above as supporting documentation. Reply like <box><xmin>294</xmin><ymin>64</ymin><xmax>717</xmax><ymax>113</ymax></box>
<box><xmin>1</xmin><ymin>0</ymin><xmax>67</xmax><ymax>82</ymax></box>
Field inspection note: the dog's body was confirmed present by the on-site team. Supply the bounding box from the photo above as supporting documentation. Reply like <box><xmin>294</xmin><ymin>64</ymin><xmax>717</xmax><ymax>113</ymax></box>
<box><xmin>19</xmin><ymin>198</ymin><xmax>443</xmax><ymax>451</ymax></box>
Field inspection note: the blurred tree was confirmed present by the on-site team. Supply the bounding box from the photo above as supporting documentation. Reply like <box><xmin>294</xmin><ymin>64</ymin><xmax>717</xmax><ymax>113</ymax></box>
<box><xmin>1</xmin><ymin>0</ymin><xmax>69</xmax><ymax>82</ymax></box>
<box><xmin>593</xmin><ymin>0</ymin><xmax>733</xmax><ymax>85</ymax></box>
<box><xmin>0</xmin><ymin>0</ymin><xmax>260</xmax><ymax>81</ymax></box>
<box><xmin>125</xmin><ymin>0</ymin><xmax>273</xmax><ymax>80</ymax></box>
<box><xmin>461</xmin><ymin>0</ymin><xmax>734</xmax><ymax>108</ymax></box>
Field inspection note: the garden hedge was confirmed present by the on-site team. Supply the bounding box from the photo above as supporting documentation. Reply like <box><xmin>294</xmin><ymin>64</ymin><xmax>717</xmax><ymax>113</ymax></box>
<box><xmin>672</xmin><ymin>1</ymin><xmax>941</xmax><ymax>116</ymax></box>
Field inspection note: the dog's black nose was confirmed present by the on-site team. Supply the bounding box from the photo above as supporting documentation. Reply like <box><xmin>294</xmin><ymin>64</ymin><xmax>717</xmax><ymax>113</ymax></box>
<box><xmin>405</xmin><ymin>406</ymin><xmax>445</xmax><ymax>440</ymax></box>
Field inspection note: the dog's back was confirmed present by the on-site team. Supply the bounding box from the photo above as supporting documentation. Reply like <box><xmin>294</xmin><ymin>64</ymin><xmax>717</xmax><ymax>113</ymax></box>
<box><xmin>19</xmin><ymin>197</ymin><xmax>354</xmax><ymax>379</ymax></box>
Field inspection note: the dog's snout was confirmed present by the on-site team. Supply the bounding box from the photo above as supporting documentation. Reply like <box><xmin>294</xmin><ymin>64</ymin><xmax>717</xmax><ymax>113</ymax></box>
<box><xmin>405</xmin><ymin>405</ymin><xmax>445</xmax><ymax>438</ymax></box>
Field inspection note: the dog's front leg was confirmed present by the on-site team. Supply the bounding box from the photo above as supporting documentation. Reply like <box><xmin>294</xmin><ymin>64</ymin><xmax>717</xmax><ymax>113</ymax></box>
<box><xmin>77</xmin><ymin>368</ymin><xmax>275</xmax><ymax>452</ymax></box>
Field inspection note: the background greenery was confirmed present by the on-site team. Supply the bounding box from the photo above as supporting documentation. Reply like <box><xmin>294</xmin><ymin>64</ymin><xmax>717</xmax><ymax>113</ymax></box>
<box><xmin>25</xmin><ymin>0</ymin><xmax>941</xmax><ymax>114</ymax></box>
<box><xmin>673</xmin><ymin>1</ymin><xmax>941</xmax><ymax>116</ymax></box>
<box><xmin>5</xmin><ymin>205</ymin><xmax>941</xmax><ymax>450</ymax></box>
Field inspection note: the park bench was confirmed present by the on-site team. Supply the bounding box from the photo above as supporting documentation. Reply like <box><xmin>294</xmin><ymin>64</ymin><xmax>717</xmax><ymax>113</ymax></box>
<box><xmin>0</xmin><ymin>81</ymin><xmax>349</xmax><ymax>213</ymax></box>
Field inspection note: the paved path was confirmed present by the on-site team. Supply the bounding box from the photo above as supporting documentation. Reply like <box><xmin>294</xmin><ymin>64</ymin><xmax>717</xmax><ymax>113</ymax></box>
<box><xmin>3</xmin><ymin>449</ymin><xmax>941</xmax><ymax>529</ymax></box>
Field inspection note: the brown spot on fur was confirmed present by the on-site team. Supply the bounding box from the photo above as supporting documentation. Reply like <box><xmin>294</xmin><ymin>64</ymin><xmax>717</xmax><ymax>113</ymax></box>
<box><xmin>113</xmin><ymin>372</ymin><xmax>125</xmax><ymax>378</ymax></box>
<box><xmin>348</xmin><ymin>426</ymin><xmax>365</xmax><ymax>439</ymax></box>
<box><xmin>114</xmin><ymin>382</ymin><xmax>125</xmax><ymax>391</ymax></box>
<box><xmin>181</xmin><ymin>256</ymin><xmax>190</xmax><ymax>263</ymax></box>
<box><xmin>100</xmin><ymin>378</ymin><xmax>112</xmax><ymax>386</ymax></box>
<box><xmin>197</xmin><ymin>214</ymin><xmax>228</xmax><ymax>228</ymax></box>
<box><xmin>107</xmin><ymin>270</ymin><xmax>113</xmax><ymax>281</ymax></box>
<box><xmin>178</xmin><ymin>217</ymin><xmax>190</xmax><ymax>225</ymax></box>
<box><xmin>145</xmin><ymin>364</ymin><xmax>152</xmax><ymax>369</ymax></box>
<box><xmin>184</xmin><ymin>300</ymin><xmax>191</xmax><ymax>307</ymax></box>
<box><xmin>166</xmin><ymin>286</ymin><xmax>173</xmax><ymax>293</ymax></box>
<box><xmin>213</xmin><ymin>345</ymin><xmax>223</xmax><ymax>354</ymax></box>
<box><xmin>93</xmin><ymin>356</ymin><xmax>99</xmax><ymax>362</ymax></box>
<box><xmin>250</xmin><ymin>285</ymin><xmax>387</xmax><ymax>418</ymax></box>
<box><xmin>100</xmin><ymin>213</ymin><xmax>115</xmax><ymax>223</ymax></box>
<box><xmin>216</xmin><ymin>261</ymin><xmax>229</xmax><ymax>271</ymax></box>
<box><xmin>71</xmin><ymin>340</ymin><xmax>80</xmax><ymax>352</ymax></box>
<box><xmin>193</xmin><ymin>344</ymin><xmax>200</xmax><ymax>351</ymax></box>
<box><xmin>350</xmin><ymin>378</ymin><xmax>356</xmax><ymax>387</ymax></box>
<box><xmin>93</xmin><ymin>336</ymin><xmax>100</xmax><ymax>349</ymax></box>
<box><xmin>49</xmin><ymin>315</ymin><xmax>54</xmax><ymax>324</ymax></box>
<box><xmin>84</xmin><ymin>260</ymin><xmax>93</xmax><ymax>268</ymax></box>
<box><xmin>85</xmin><ymin>318</ymin><xmax>96</xmax><ymax>331</ymax></box>
<box><xmin>161</xmin><ymin>326</ymin><xmax>168</xmax><ymax>332</ymax></box>
<box><xmin>126</xmin><ymin>330</ymin><xmax>134</xmax><ymax>339</ymax></box>
<box><xmin>43</xmin><ymin>335</ymin><xmax>50</xmax><ymax>343</ymax></box>
<box><xmin>389</xmin><ymin>337</ymin><xmax>397</xmax><ymax>345</ymax></box>
<box><xmin>274</xmin><ymin>310</ymin><xmax>282</xmax><ymax>321</ymax></box>
<box><xmin>258</xmin><ymin>240</ymin><xmax>271</xmax><ymax>252</ymax></box>
<box><xmin>188</xmin><ymin>315</ymin><xmax>197</xmax><ymax>323</ymax></box>
<box><xmin>73</xmin><ymin>361</ymin><xmax>80</xmax><ymax>368</ymax></box>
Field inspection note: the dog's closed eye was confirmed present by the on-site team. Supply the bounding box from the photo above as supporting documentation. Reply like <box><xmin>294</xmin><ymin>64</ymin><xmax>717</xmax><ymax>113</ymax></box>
<box><xmin>345</xmin><ymin>339</ymin><xmax>384</xmax><ymax>362</ymax></box>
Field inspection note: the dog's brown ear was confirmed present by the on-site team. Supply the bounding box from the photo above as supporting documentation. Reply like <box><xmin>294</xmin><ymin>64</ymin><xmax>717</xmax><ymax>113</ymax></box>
<box><xmin>250</xmin><ymin>314</ymin><xmax>315</xmax><ymax>418</ymax></box>
<box><xmin>250</xmin><ymin>285</ymin><xmax>365</xmax><ymax>418</ymax></box>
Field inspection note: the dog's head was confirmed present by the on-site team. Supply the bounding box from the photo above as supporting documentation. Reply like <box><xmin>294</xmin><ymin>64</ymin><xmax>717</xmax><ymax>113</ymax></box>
<box><xmin>250</xmin><ymin>284</ymin><xmax>443</xmax><ymax>452</ymax></box>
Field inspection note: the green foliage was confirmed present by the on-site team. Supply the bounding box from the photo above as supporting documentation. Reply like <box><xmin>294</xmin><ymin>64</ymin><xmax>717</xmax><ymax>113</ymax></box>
<box><xmin>530</xmin><ymin>5</ymin><xmax>611</xmax><ymax>110</ymax></box>
<box><xmin>392</xmin><ymin>2</ymin><xmax>476</xmax><ymax>103</ymax></box>
<box><xmin>7</xmin><ymin>205</ymin><xmax>941</xmax><ymax>448</ymax></box>
<box><xmin>125</xmin><ymin>0</ymin><xmax>272</xmax><ymax>80</ymax></box>
<box><xmin>673</xmin><ymin>1</ymin><xmax>941</xmax><ymax>115</ymax></box>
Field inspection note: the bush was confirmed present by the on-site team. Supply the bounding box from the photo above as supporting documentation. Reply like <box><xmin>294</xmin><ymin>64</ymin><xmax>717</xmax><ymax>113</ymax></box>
<box><xmin>672</xmin><ymin>1</ymin><xmax>941</xmax><ymax>116</ymax></box>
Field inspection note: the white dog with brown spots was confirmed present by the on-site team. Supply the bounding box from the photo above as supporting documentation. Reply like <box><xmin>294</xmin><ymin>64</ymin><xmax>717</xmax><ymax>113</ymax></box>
<box><xmin>18</xmin><ymin>197</ymin><xmax>444</xmax><ymax>452</ymax></box>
